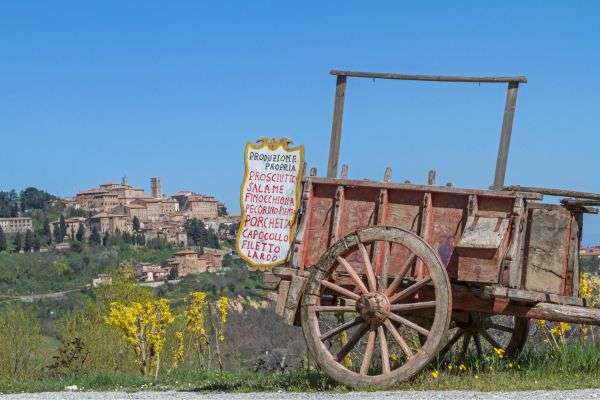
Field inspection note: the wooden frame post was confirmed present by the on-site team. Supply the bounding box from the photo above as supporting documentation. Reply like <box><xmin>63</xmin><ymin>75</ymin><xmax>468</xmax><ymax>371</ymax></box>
<box><xmin>493</xmin><ymin>81</ymin><xmax>520</xmax><ymax>189</ymax></box>
<box><xmin>327</xmin><ymin>75</ymin><xmax>347</xmax><ymax>178</ymax></box>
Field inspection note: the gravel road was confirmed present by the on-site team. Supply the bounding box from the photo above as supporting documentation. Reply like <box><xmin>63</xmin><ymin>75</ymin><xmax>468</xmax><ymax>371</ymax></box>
<box><xmin>3</xmin><ymin>391</ymin><xmax>600</xmax><ymax>400</ymax></box>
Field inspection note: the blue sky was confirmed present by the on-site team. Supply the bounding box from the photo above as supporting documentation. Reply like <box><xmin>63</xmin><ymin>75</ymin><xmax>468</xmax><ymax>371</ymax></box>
<box><xmin>1</xmin><ymin>1</ymin><xmax>600</xmax><ymax>242</ymax></box>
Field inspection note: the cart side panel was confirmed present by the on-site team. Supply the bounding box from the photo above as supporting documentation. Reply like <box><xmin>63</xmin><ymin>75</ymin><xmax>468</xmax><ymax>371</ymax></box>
<box><xmin>456</xmin><ymin>195</ymin><xmax>515</xmax><ymax>283</ymax></box>
<box><xmin>522</xmin><ymin>204</ymin><xmax>572</xmax><ymax>295</ymax></box>
<box><xmin>427</xmin><ymin>193</ymin><xmax>468</xmax><ymax>277</ymax></box>
<box><xmin>383</xmin><ymin>189</ymin><xmax>423</xmax><ymax>274</ymax></box>
<box><xmin>301</xmin><ymin>183</ymin><xmax>336</xmax><ymax>267</ymax></box>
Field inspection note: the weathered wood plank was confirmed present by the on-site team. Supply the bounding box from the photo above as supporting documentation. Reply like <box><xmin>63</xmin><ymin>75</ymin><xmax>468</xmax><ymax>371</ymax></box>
<box><xmin>326</xmin><ymin>75</ymin><xmax>347</xmax><ymax>178</ymax></box>
<box><xmin>490</xmin><ymin>286</ymin><xmax>583</xmax><ymax>306</ymax></box>
<box><xmin>275</xmin><ymin>280</ymin><xmax>291</xmax><ymax>317</ymax></box>
<box><xmin>505</xmin><ymin>185</ymin><xmax>600</xmax><ymax>201</ymax></box>
<box><xmin>492</xmin><ymin>81</ymin><xmax>520</xmax><ymax>189</ymax></box>
<box><xmin>283</xmin><ymin>275</ymin><xmax>308</xmax><ymax>325</ymax></box>
<box><xmin>523</xmin><ymin>206</ymin><xmax>571</xmax><ymax>295</ymax></box>
<box><xmin>330</xmin><ymin>70</ymin><xmax>527</xmax><ymax>83</ymax></box>
<box><xmin>307</xmin><ymin>177</ymin><xmax>542</xmax><ymax>200</ymax></box>
<box><xmin>263</xmin><ymin>272</ymin><xmax>282</xmax><ymax>290</ymax></box>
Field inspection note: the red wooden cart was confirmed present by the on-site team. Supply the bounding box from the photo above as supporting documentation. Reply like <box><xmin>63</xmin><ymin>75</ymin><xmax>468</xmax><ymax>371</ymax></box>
<box><xmin>264</xmin><ymin>70</ymin><xmax>600</xmax><ymax>387</ymax></box>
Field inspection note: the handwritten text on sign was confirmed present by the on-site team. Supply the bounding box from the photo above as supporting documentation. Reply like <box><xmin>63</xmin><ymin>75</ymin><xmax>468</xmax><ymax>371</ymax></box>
<box><xmin>237</xmin><ymin>138</ymin><xmax>304</xmax><ymax>270</ymax></box>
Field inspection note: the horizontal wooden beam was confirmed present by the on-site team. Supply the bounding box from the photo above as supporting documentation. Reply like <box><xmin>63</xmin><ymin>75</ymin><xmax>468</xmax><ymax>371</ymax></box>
<box><xmin>330</xmin><ymin>70</ymin><xmax>527</xmax><ymax>84</ymax></box>
<box><xmin>504</xmin><ymin>185</ymin><xmax>600</xmax><ymax>201</ymax></box>
<box><xmin>306</xmin><ymin>177</ymin><xmax>543</xmax><ymax>200</ymax></box>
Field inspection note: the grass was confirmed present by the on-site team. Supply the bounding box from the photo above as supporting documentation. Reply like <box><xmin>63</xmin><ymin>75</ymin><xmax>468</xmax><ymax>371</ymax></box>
<box><xmin>3</xmin><ymin>344</ymin><xmax>600</xmax><ymax>394</ymax></box>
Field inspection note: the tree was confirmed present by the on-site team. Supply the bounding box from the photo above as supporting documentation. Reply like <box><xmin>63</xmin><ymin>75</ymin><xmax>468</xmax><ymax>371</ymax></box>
<box><xmin>24</xmin><ymin>230</ymin><xmax>34</xmax><ymax>252</ymax></box>
<box><xmin>106</xmin><ymin>299</ymin><xmax>174</xmax><ymax>377</ymax></box>
<box><xmin>185</xmin><ymin>218</ymin><xmax>208</xmax><ymax>246</ymax></box>
<box><xmin>102</xmin><ymin>232</ymin><xmax>110</xmax><ymax>246</ymax></box>
<box><xmin>0</xmin><ymin>190</ymin><xmax>20</xmax><ymax>218</ymax></box>
<box><xmin>218</xmin><ymin>203</ymin><xmax>228</xmax><ymax>216</ymax></box>
<box><xmin>14</xmin><ymin>231</ymin><xmax>23</xmax><ymax>253</ymax></box>
<box><xmin>32</xmin><ymin>233</ymin><xmax>42</xmax><ymax>251</ymax></box>
<box><xmin>75</xmin><ymin>223</ymin><xmax>85</xmax><ymax>242</ymax></box>
<box><xmin>19</xmin><ymin>187</ymin><xmax>56</xmax><ymax>212</ymax></box>
<box><xmin>42</xmin><ymin>219</ymin><xmax>52</xmax><ymax>244</ymax></box>
<box><xmin>0</xmin><ymin>304</ymin><xmax>44</xmax><ymax>379</ymax></box>
<box><xmin>89</xmin><ymin>227</ymin><xmax>101</xmax><ymax>246</ymax></box>
<box><xmin>132</xmin><ymin>216</ymin><xmax>140</xmax><ymax>232</ymax></box>
<box><xmin>59</xmin><ymin>215</ymin><xmax>67</xmax><ymax>241</ymax></box>
<box><xmin>0</xmin><ymin>226</ymin><xmax>6</xmax><ymax>252</ymax></box>
<box><xmin>207</xmin><ymin>228</ymin><xmax>220</xmax><ymax>249</ymax></box>
<box><xmin>53</xmin><ymin>224</ymin><xmax>62</xmax><ymax>243</ymax></box>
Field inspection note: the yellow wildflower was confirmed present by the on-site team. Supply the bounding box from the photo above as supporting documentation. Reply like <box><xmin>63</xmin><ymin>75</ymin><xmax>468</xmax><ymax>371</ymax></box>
<box><xmin>493</xmin><ymin>347</ymin><xmax>505</xmax><ymax>358</ymax></box>
<box><xmin>431</xmin><ymin>370</ymin><xmax>439</xmax><ymax>379</ymax></box>
<box><xmin>458</xmin><ymin>363</ymin><xmax>467</xmax><ymax>371</ymax></box>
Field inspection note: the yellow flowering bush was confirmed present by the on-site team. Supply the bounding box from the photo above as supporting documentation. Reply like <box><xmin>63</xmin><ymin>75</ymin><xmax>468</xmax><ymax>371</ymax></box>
<box><xmin>216</xmin><ymin>296</ymin><xmax>229</xmax><ymax>342</ymax></box>
<box><xmin>170</xmin><ymin>331</ymin><xmax>185</xmax><ymax>371</ymax></box>
<box><xmin>105</xmin><ymin>299</ymin><xmax>174</xmax><ymax>378</ymax></box>
<box><xmin>185</xmin><ymin>292</ymin><xmax>232</xmax><ymax>370</ymax></box>
<box><xmin>580</xmin><ymin>273</ymin><xmax>600</xmax><ymax>307</ymax></box>
<box><xmin>536</xmin><ymin>273</ymin><xmax>600</xmax><ymax>350</ymax></box>
<box><xmin>186</xmin><ymin>292</ymin><xmax>208</xmax><ymax>357</ymax></box>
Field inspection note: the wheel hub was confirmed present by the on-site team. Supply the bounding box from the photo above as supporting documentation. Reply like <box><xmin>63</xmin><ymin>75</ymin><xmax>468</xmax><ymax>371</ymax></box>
<box><xmin>356</xmin><ymin>292</ymin><xmax>390</xmax><ymax>325</ymax></box>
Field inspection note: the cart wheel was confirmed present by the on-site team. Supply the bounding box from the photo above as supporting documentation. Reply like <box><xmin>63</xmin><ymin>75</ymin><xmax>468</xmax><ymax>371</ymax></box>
<box><xmin>438</xmin><ymin>312</ymin><xmax>529</xmax><ymax>363</ymax></box>
<box><xmin>301</xmin><ymin>226</ymin><xmax>452</xmax><ymax>388</ymax></box>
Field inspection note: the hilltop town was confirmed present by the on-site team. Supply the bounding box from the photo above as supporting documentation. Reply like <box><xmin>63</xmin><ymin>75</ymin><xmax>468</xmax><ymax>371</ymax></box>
<box><xmin>0</xmin><ymin>177</ymin><xmax>240</xmax><ymax>282</ymax></box>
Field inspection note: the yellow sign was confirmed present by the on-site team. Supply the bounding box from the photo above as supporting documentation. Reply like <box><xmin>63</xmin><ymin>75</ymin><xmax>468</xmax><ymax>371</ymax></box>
<box><xmin>236</xmin><ymin>137</ymin><xmax>304</xmax><ymax>270</ymax></box>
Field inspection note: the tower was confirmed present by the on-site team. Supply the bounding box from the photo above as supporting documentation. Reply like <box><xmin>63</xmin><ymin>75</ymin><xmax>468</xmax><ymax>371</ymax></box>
<box><xmin>150</xmin><ymin>177</ymin><xmax>162</xmax><ymax>199</ymax></box>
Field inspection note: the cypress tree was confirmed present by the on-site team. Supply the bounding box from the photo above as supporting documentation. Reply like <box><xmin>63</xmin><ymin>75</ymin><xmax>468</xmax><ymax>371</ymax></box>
<box><xmin>59</xmin><ymin>215</ymin><xmax>67</xmax><ymax>240</ymax></box>
<box><xmin>0</xmin><ymin>226</ymin><xmax>6</xmax><ymax>252</ymax></box>
<box><xmin>24</xmin><ymin>229</ymin><xmax>33</xmax><ymax>252</ymax></box>
<box><xmin>89</xmin><ymin>227</ymin><xmax>101</xmax><ymax>246</ymax></box>
<box><xmin>53</xmin><ymin>224</ymin><xmax>62</xmax><ymax>243</ymax></box>
<box><xmin>14</xmin><ymin>231</ymin><xmax>23</xmax><ymax>252</ymax></box>
<box><xmin>132</xmin><ymin>216</ymin><xmax>140</xmax><ymax>232</ymax></box>
<box><xmin>43</xmin><ymin>219</ymin><xmax>52</xmax><ymax>244</ymax></box>
<box><xmin>76</xmin><ymin>223</ymin><xmax>85</xmax><ymax>242</ymax></box>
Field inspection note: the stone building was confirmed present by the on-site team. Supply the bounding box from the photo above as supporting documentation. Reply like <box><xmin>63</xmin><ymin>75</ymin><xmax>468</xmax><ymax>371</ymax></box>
<box><xmin>134</xmin><ymin>263</ymin><xmax>172</xmax><ymax>282</ymax></box>
<box><xmin>73</xmin><ymin>178</ymin><xmax>145</xmax><ymax>211</ymax></box>
<box><xmin>112</xmin><ymin>203</ymin><xmax>148</xmax><ymax>223</ymax></box>
<box><xmin>181</xmin><ymin>195</ymin><xmax>219</xmax><ymax>220</ymax></box>
<box><xmin>49</xmin><ymin>217</ymin><xmax>88</xmax><ymax>239</ymax></box>
<box><xmin>166</xmin><ymin>247</ymin><xmax>227</xmax><ymax>277</ymax></box>
<box><xmin>0</xmin><ymin>217</ymin><xmax>33</xmax><ymax>233</ymax></box>
<box><xmin>142</xmin><ymin>221</ymin><xmax>188</xmax><ymax>247</ymax></box>
<box><xmin>89</xmin><ymin>212</ymin><xmax>132</xmax><ymax>234</ymax></box>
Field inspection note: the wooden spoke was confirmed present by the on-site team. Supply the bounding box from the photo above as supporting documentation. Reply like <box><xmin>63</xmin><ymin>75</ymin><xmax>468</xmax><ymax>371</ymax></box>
<box><xmin>383</xmin><ymin>319</ymin><xmax>414</xmax><ymax>358</ymax></box>
<box><xmin>474</xmin><ymin>333</ymin><xmax>483</xmax><ymax>357</ymax></box>
<box><xmin>390</xmin><ymin>301</ymin><xmax>436</xmax><ymax>312</ymax></box>
<box><xmin>320</xmin><ymin>317</ymin><xmax>362</xmax><ymax>341</ymax></box>
<box><xmin>377</xmin><ymin>325</ymin><xmax>391</xmax><ymax>374</ymax></box>
<box><xmin>360</xmin><ymin>330</ymin><xmax>376</xmax><ymax>375</ymax></box>
<box><xmin>357</xmin><ymin>239</ymin><xmax>377</xmax><ymax>292</ymax></box>
<box><xmin>389</xmin><ymin>276</ymin><xmax>432</xmax><ymax>304</ymax></box>
<box><xmin>385</xmin><ymin>254</ymin><xmax>416</xmax><ymax>296</ymax></box>
<box><xmin>480</xmin><ymin>329</ymin><xmax>502</xmax><ymax>350</ymax></box>
<box><xmin>336</xmin><ymin>323</ymin><xmax>370</xmax><ymax>362</ymax></box>
<box><xmin>459</xmin><ymin>333</ymin><xmax>471</xmax><ymax>361</ymax></box>
<box><xmin>379</xmin><ymin>241</ymin><xmax>391</xmax><ymax>292</ymax></box>
<box><xmin>486</xmin><ymin>322</ymin><xmax>514</xmax><ymax>333</ymax></box>
<box><xmin>336</xmin><ymin>256</ymin><xmax>369</xmax><ymax>294</ymax></box>
<box><xmin>387</xmin><ymin>313</ymin><xmax>430</xmax><ymax>336</ymax></box>
<box><xmin>314</xmin><ymin>305</ymin><xmax>356</xmax><ymax>312</ymax></box>
<box><xmin>438</xmin><ymin>329</ymin><xmax>464</xmax><ymax>357</ymax></box>
<box><xmin>320</xmin><ymin>280</ymin><xmax>361</xmax><ymax>301</ymax></box>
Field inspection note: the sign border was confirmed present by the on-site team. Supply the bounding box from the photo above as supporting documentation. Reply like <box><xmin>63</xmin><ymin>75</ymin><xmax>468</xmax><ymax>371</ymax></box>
<box><xmin>236</xmin><ymin>137</ymin><xmax>305</xmax><ymax>271</ymax></box>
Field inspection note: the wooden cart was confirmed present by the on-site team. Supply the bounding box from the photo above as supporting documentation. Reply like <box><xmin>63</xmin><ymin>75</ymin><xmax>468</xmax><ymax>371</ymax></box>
<box><xmin>264</xmin><ymin>70</ymin><xmax>600</xmax><ymax>388</ymax></box>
